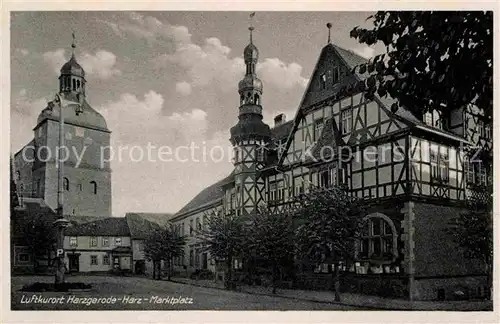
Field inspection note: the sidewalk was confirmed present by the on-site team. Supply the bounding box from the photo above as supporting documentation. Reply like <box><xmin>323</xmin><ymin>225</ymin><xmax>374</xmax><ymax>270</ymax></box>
<box><xmin>170</xmin><ymin>277</ymin><xmax>493</xmax><ymax>311</ymax></box>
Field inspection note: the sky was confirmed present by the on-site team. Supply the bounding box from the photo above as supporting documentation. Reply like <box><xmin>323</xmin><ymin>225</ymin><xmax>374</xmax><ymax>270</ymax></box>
<box><xmin>10</xmin><ymin>11</ymin><xmax>383</xmax><ymax>217</ymax></box>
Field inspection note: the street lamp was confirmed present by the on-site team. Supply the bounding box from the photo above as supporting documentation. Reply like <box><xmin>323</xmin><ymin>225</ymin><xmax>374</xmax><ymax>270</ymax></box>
<box><xmin>52</xmin><ymin>93</ymin><xmax>81</xmax><ymax>285</ymax></box>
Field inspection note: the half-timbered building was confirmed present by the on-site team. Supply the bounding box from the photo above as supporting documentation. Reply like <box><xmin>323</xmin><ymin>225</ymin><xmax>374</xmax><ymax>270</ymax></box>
<box><xmin>172</xmin><ymin>25</ymin><xmax>491</xmax><ymax>300</ymax></box>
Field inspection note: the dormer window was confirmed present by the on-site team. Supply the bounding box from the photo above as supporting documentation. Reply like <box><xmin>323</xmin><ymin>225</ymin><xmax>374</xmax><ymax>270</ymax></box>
<box><xmin>320</xmin><ymin>73</ymin><xmax>327</xmax><ymax>90</ymax></box>
<box><xmin>423</xmin><ymin>109</ymin><xmax>446</xmax><ymax>130</ymax></box>
<box><xmin>332</xmin><ymin>67</ymin><xmax>339</xmax><ymax>84</ymax></box>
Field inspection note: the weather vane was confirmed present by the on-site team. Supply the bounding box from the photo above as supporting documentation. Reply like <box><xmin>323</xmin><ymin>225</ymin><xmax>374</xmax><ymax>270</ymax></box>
<box><xmin>249</xmin><ymin>12</ymin><xmax>256</xmax><ymax>43</ymax></box>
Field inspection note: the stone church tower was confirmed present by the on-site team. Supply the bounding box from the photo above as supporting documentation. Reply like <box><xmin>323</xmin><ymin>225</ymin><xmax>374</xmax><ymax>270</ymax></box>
<box><xmin>229</xmin><ymin>26</ymin><xmax>271</xmax><ymax>216</ymax></box>
<box><xmin>19</xmin><ymin>35</ymin><xmax>112</xmax><ymax>218</ymax></box>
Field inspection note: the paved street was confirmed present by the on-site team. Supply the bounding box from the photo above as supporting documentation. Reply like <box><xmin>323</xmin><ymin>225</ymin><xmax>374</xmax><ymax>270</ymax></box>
<box><xmin>11</xmin><ymin>275</ymin><xmax>365</xmax><ymax>310</ymax></box>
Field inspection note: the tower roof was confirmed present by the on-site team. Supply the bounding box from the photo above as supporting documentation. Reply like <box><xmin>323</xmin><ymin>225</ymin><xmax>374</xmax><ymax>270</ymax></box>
<box><xmin>60</xmin><ymin>55</ymin><xmax>85</xmax><ymax>78</ymax></box>
<box><xmin>60</xmin><ymin>32</ymin><xmax>85</xmax><ymax>78</ymax></box>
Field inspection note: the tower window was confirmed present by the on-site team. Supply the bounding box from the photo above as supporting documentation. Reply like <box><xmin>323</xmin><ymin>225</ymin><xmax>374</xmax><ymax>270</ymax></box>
<box><xmin>63</xmin><ymin>177</ymin><xmax>70</xmax><ymax>191</ymax></box>
<box><xmin>254</xmin><ymin>94</ymin><xmax>260</xmax><ymax>105</ymax></box>
<box><xmin>73</xmin><ymin>79</ymin><xmax>76</xmax><ymax>91</ymax></box>
<box><xmin>77</xmin><ymin>80</ymin><xmax>81</xmax><ymax>90</ymax></box>
<box><xmin>90</xmin><ymin>181</ymin><xmax>97</xmax><ymax>194</ymax></box>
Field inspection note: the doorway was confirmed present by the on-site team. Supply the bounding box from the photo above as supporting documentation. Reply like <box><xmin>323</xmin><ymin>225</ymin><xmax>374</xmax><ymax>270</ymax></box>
<box><xmin>202</xmin><ymin>253</ymin><xmax>208</xmax><ymax>270</ymax></box>
<box><xmin>68</xmin><ymin>254</ymin><xmax>80</xmax><ymax>273</ymax></box>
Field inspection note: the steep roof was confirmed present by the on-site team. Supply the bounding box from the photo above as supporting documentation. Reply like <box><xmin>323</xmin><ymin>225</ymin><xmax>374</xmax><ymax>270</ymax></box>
<box><xmin>37</xmin><ymin>92</ymin><xmax>108</xmax><ymax>132</ymax></box>
<box><xmin>271</xmin><ymin>120</ymin><xmax>294</xmax><ymax>141</ymax></box>
<box><xmin>175</xmin><ymin>173</ymin><xmax>233</xmax><ymax>217</ymax></box>
<box><xmin>65</xmin><ymin>217</ymin><xmax>130</xmax><ymax>237</ymax></box>
<box><xmin>125</xmin><ymin>213</ymin><xmax>174</xmax><ymax>240</ymax></box>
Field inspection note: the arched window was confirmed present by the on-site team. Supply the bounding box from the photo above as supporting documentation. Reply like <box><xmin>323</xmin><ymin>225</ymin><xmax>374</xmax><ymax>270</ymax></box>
<box><xmin>254</xmin><ymin>94</ymin><xmax>260</xmax><ymax>105</ymax></box>
<box><xmin>358</xmin><ymin>213</ymin><xmax>397</xmax><ymax>262</ymax></box>
<box><xmin>72</xmin><ymin>79</ymin><xmax>76</xmax><ymax>90</ymax></box>
<box><xmin>90</xmin><ymin>181</ymin><xmax>97</xmax><ymax>194</ymax></box>
<box><xmin>63</xmin><ymin>177</ymin><xmax>69</xmax><ymax>191</ymax></box>
<box><xmin>77</xmin><ymin>80</ymin><xmax>80</xmax><ymax>89</ymax></box>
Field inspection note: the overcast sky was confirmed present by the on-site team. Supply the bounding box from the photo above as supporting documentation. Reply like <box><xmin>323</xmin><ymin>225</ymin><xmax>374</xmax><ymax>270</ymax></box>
<box><xmin>10</xmin><ymin>11</ymin><xmax>382</xmax><ymax>216</ymax></box>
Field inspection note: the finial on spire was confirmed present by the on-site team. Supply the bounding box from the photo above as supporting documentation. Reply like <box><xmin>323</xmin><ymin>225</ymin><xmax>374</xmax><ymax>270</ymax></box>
<box><xmin>326</xmin><ymin>23</ymin><xmax>332</xmax><ymax>44</ymax></box>
<box><xmin>249</xmin><ymin>12</ymin><xmax>256</xmax><ymax>44</ymax></box>
<box><xmin>71</xmin><ymin>31</ymin><xmax>76</xmax><ymax>57</ymax></box>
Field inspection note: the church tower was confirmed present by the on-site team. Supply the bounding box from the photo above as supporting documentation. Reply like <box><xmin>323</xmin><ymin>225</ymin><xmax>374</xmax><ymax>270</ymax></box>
<box><xmin>27</xmin><ymin>33</ymin><xmax>112</xmax><ymax>218</ymax></box>
<box><xmin>229</xmin><ymin>24</ymin><xmax>271</xmax><ymax>217</ymax></box>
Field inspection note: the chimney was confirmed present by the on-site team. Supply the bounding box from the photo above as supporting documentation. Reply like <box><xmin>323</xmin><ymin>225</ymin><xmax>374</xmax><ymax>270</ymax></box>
<box><xmin>274</xmin><ymin>113</ymin><xmax>286</xmax><ymax>127</ymax></box>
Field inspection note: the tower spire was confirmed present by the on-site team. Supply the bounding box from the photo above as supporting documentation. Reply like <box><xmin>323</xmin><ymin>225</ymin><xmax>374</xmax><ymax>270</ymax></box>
<box><xmin>326</xmin><ymin>23</ymin><xmax>332</xmax><ymax>44</ymax></box>
<box><xmin>71</xmin><ymin>31</ymin><xmax>76</xmax><ymax>57</ymax></box>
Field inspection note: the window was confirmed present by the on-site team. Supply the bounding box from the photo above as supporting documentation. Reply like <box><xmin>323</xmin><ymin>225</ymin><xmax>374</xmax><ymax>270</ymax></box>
<box><xmin>190</xmin><ymin>220</ymin><xmax>194</xmax><ymax>235</ymax></box>
<box><xmin>70</xmin><ymin>237</ymin><xmax>78</xmax><ymax>247</ymax></box>
<box><xmin>90</xmin><ymin>181</ymin><xmax>97</xmax><ymax>194</ymax></box>
<box><xmin>195</xmin><ymin>251</ymin><xmax>200</xmax><ymax>268</ymax></box>
<box><xmin>115</xmin><ymin>237</ymin><xmax>122</xmax><ymax>246</ymax></box>
<box><xmin>18</xmin><ymin>253</ymin><xmax>30</xmax><ymax>263</ymax></box>
<box><xmin>90</xmin><ymin>237</ymin><xmax>98</xmax><ymax>247</ymax></box>
<box><xmin>189</xmin><ymin>250</ymin><xmax>194</xmax><ymax>266</ymax></box>
<box><xmin>423</xmin><ymin>109</ymin><xmax>446</xmax><ymax>130</ymax></box>
<box><xmin>63</xmin><ymin>177</ymin><xmax>70</xmax><ymax>191</ymax></box>
<box><xmin>293</xmin><ymin>177</ymin><xmax>304</xmax><ymax>196</ymax></box>
<box><xmin>103</xmin><ymin>254</ymin><xmax>110</xmax><ymax>265</ymax></box>
<box><xmin>430</xmin><ymin>148</ymin><xmax>449</xmax><ymax>183</ymax></box>
<box><xmin>90</xmin><ymin>255</ymin><xmax>98</xmax><ymax>265</ymax></box>
<box><xmin>466</xmin><ymin>161</ymin><xmax>487</xmax><ymax>186</ymax></box>
<box><xmin>332</xmin><ymin>67</ymin><xmax>340</xmax><ymax>84</ymax></box>
<box><xmin>180</xmin><ymin>222</ymin><xmax>184</xmax><ymax>236</ymax></box>
<box><xmin>484</xmin><ymin>123</ymin><xmax>492</xmax><ymax>140</ymax></box>
<box><xmin>256</xmin><ymin>147</ymin><xmax>265</xmax><ymax>162</ymax></box>
<box><xmin>337</xmin><ymin>167</ymin><xmax>346</xmax><ymax>185</ymax></box>
<box><xmin>277</xmin><ymin>182</ymin><xmax>285</xmax><ymax>201</ymax></box>
<box><xmin>320</xmin><ymin>170</ymin><xmax>330</xmax><ymax>188</ymax></box>
<box><xmin>313</xmin><ymin>118</ymin><xmax>324</xmax><ymax>141</ymax></box>
<box><xmin>341</xmin><ymin>108</ymin><xmax>353</xmax><ymax>135</ymax></box>
<box><xmin>101</xmin><ymin>237</ymin><xmax>109</xmax><ymax>247</ymax></box>
<box><xmin>269</xmin><ymin>182</ymin><xmax>277</xmax><ymax>201</ymax></box>
<box><xmin>358</xmin><ymin>216</ymin><xmax>395</xmax><ymax>261</ymax></box>
<box><xmin>320</xmin><ymin>73</ymin><xmax>327</xmax><ymax>90</ymax></box>
<box><xmin>196</xmin><ymin>217</ymin><xmax>201</xmax><ymax>231</ymax></box>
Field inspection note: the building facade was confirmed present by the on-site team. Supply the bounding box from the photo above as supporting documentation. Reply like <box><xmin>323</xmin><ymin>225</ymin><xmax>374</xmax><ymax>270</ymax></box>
<box><xmin>13</xmin><ymin>39</ymin><xmax>112</xmax><ymax>219</ymax></box>
<box><xmin>171</xmin><ymin>25</ymin><xmax>491</xmax><ymax>300</ymax></box>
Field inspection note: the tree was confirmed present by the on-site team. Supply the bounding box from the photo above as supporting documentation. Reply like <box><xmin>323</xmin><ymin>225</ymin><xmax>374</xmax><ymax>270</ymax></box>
<box><xmin>449</xmin><ymin>183</ymin><xmax>493</xmax><ymax>299</ymax></box>
<box><xmin>350</xmin><ymin>12</ymin><xmax>493</xmax><ymax>122</ymax></box>
<box><xmin>144</xmin><ymin>225</ymin><xmax>185</xmax><ymax>280</ymax></box>
<box><xmin>197</xmin><ymin>210</ymin><xmax>246</xmax><ymax>290</ymax></box>
<box><xmin>247</xmin><ymin>207</ymin><xmax>295</xmax><ymax>294</ymax></box>
<box><xmin>22</xmin><ymin>213</ymin><xmax>56</xmax><ymax>272</ymax></box>
<box><xmin>294</xmin><ymin>187</ymin><xmax>365</xmax><ymax>302</ymax></box>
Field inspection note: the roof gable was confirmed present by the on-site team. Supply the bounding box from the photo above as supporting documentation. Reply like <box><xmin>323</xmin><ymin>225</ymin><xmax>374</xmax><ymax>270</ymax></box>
<box><xmin>65</xmin><ymin>217</ymin><xmax>130</xmax><ymax>237</ymax></box>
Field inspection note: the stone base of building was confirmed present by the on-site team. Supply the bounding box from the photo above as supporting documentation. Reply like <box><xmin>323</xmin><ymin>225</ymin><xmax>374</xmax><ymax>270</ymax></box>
<box><xmin>412</xmin><ymin>275</ymin><xmax>488</xmax><ymax>301</ymax></box>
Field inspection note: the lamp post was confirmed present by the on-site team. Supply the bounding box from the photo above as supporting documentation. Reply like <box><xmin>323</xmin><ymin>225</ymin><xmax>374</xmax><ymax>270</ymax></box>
<box><xmin>52</xmin><ymin>93</ymin><xmax>81</xmax><ymax>285</ymax></box>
